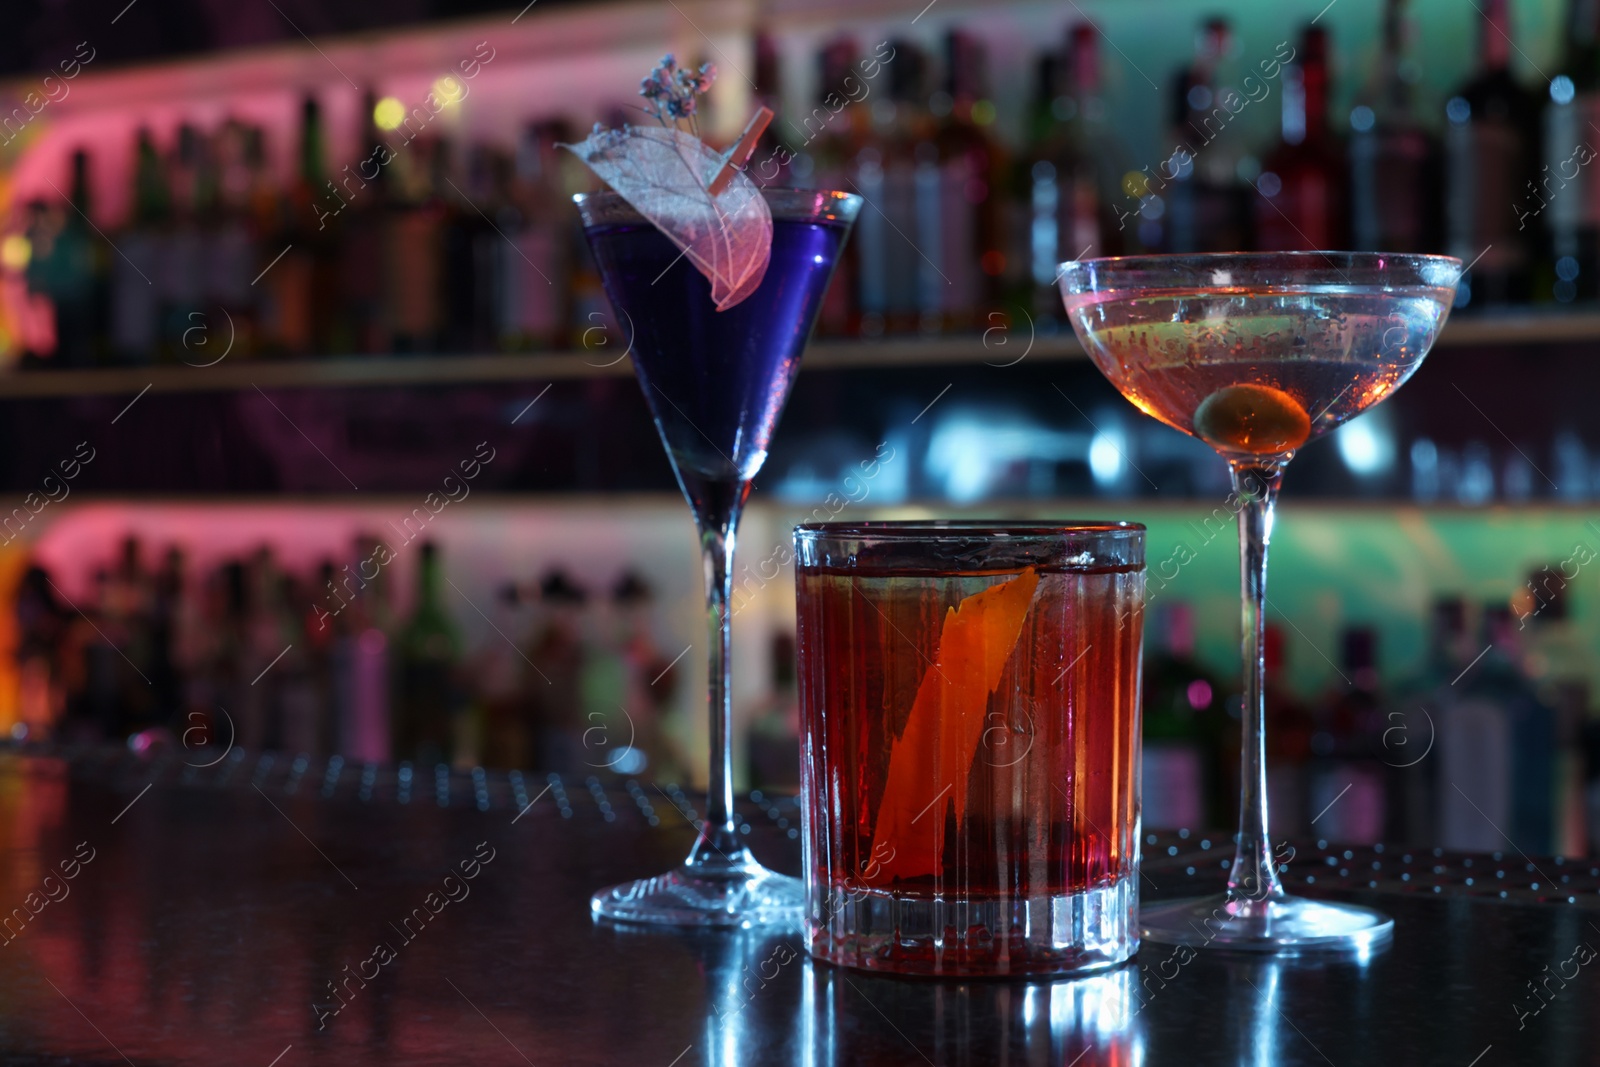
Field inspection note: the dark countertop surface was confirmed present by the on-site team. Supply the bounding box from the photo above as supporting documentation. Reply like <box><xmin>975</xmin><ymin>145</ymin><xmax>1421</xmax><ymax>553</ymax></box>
<box><xmin>0</xmin><ymin>746</ymin><xmax>1595</xmax><ymax>1066</ymax></box>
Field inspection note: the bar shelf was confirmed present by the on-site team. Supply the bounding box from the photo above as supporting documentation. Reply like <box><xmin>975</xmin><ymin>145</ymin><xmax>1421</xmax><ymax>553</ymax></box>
<box><xmin>1</xmin><ymin>309</ymin><xmax>1597</xmax><ymax>399</ymax></box>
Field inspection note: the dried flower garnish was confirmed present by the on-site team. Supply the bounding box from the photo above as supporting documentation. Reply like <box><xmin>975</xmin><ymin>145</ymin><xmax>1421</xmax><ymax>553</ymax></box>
<box><xmin>638</xmin><ymin>54</ymin><xmax>717</xmax><ymax>131</ymax></box>
<box><xmin>565</xmin><ymin>53</ymin><xmax>773</xmax><ymax>310</ymax></box>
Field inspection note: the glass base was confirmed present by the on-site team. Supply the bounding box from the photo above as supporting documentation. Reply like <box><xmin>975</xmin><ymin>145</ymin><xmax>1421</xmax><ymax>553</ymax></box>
<box><xmin>591</xmin><ymin>859</ymin><xmax>804</xmax><ymax>928</ymax></box>
<box><xmin>807</xmin><ymin>874</ymin><xmax>1138</xmax><ymax>977</ymax></box>
<box><xmin>1140</xmin><ymin>892</ymin><xmax>1393</xmax><ymax>955</ymax></box>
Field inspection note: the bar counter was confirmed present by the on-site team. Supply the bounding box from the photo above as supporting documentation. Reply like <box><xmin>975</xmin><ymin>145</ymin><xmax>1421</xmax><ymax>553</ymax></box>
<box><xmin>0</xmin><ymin>747</ymin><xmax>1591</xmax><ymax>1066</ymax></box>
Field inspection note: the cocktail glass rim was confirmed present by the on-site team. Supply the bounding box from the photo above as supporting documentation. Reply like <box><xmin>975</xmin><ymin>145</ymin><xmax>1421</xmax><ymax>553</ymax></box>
<box><xmin>573</xmin><ymin>187</ymin><xmax>863</xmax><ymax>225</ymax></box>
<box><xmin>1057</xmin><ymin>249</ymin><xmax>1463</xmax><ymax>280</ymax></box>
<box><xmin>796</xmin><ymin>519</ymin><xmax>1146</xmax><ymax>540</ymax></box>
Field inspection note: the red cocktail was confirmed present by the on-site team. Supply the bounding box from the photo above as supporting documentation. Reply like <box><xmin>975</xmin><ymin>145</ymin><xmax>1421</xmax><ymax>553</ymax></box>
<box><xmin>795</xmin><ymin>522</ymin><xmax>1145</xmax><ymax>977</ymax></box>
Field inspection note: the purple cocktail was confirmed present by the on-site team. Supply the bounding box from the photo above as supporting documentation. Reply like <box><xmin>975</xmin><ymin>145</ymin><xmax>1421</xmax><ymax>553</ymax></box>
<box><xmin>585</xmin><ymin>206</ymin><xmax>851</xmax><ymax>517</ymax></box>
<box><xmin>577</xmin><ymin>188</ymin><xmax>861</xmax><ymax>927</ymax></box>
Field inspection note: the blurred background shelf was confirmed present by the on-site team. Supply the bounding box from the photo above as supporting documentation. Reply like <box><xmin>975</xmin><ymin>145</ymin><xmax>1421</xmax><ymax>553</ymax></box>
<box><xmin>5</xmin><ymin>309</ymin><xmax>1600</xmax><ymax>398</ymax></box>
<box><xmin>0</xmin><ymin>333</ymin><xmax>1083</xmax><ymax>397</ymax></box>
<box><xmin>0</xmin><ymin>0</ymin><xmax>1596</xmax><ymax>863</ymax></box>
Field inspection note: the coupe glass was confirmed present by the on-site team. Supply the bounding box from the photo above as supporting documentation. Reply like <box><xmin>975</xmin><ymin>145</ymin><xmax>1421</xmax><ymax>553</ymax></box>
<box><xmin>1059</xmin><ymin>252</ymin><xmax>1462</xmax><ymax>952</ymax></box>
<box><xmin>577</xmin><ymin>188</ymin><xmax>861</xmax><ymax>926</ymax></box>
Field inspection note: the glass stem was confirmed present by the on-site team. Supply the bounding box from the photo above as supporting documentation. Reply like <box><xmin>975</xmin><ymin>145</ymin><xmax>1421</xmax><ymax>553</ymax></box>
<box><xmin>1227</xmin><ymin>460</ymin><xmax>1285</xmax><ymax>903</ymax></box>
<box><xmin>686</xmin><ymin>482</ymin><xmax>752</xmax><ymax>872</ymax></box>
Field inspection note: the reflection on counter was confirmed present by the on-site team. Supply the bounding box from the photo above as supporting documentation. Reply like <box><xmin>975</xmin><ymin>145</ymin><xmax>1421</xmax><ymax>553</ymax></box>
<box><xmin>803</xmin><ymin>958</ymin><xmax>1140</xmax><ymax>1066</ymax></box>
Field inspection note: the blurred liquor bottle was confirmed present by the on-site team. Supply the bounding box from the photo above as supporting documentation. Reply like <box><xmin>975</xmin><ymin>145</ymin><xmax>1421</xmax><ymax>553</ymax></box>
<box><xmin>243</xmin><ymin>125</ymin><xmax>280</xmax><ymax>356</ymax></box>
<box><xmin>1169</xmin><ymin>18</ymin><xmax>1252</xmax><ymax>254</ymax></box>
<box><xmin>205</xmin><ymin>561</ymin><xmax>248</xmax><ymax>750</ymax></box>
<box><xmin>273</xmin><ymin>572</ymin><xmax>323</xmax><ymax>756</ymax></box>
<box><xmin>1515</xmin><ymin>564</ymin><xmax>1588</xmax><ymax>853</ymax></box>
<box><xmin>1062</xmin><ymin>24</ymin><xmax>1123</xmax><ymax>257</ymax></box>
<box><xmin>931</xmin><ymin>29</ymin><xmax>1004</xmax><ymax>334</ymax></box>
<box><xmin>528</xmin><ymin>569</ymin><xmax>588</xmax><ymax>773</ymax></box>
<box><xmin>302</xmin><ymin>559</ymin><xmax>341</xmax><ymax>755</ymax></box>
<box><xmin>609</xmin><ymin>571</ymin><xmax>678</xmax><ymax>777</ymax></box>
<box><xmin>1255</xmin><ymin>26</ymin><xmax>1344</xmax><ymax>251</ymax></box>
<box><xmin>1479</xmin><ymin>605</ymin><xmax>1556</xmax><ymax>853</ymax></box>
<box><xmin>1017</xmin><ymin>50</ymin><xmax>1067</xmax><ymax>324</ymax></box>
<box><xmin>162</xmin><ymin>125</ymin><xmax>206</xmax><ymax>363</ymax></box>
<box><xmin>385</xmin><ymin>135</ymin><xmax>447</xmax><ymax>353</ymax></box>
<box><xmin>441</xmin><ymin>142</ymin><xmax>499</xmax><ymax>353</ymax></box>
<box><xmin>268</xmin><ymin>96</ymin><xmax>336</xmax><ymax>356</ymax></box>
<box><xmin>1547</xmin><ymin>677</ymin><xmax>1590</xmax><ymax>855</ymax></box>
<box><xmin>750</xmin><ymin>33</ymin><xmax>790</xmax><ymax>187</ymax></box>
<box><xmin>502</xmin><ymin>121</ymin><xmax>569</xmax><ymax>351</ymax></box>
<box><xmin>1309</xmin><ymin>628</ymin><xmax>1386</xmax><ymax>844</ymax></box>
<box><xmin>338</xmin><ymin>93</ymin><xmax>391</xmax><ymax>355</ymax></box>
<box><xmin>479</xmin><ymin>583</ymin><xmax>532</xmax><ymax>769</ymax></box>
<box><xmin>1017</xmin><ymin>25</ymin><xmax>1113</xmax><ymax>327</ymax></box>
<box><xmin>801</xmin><ymin>37</ymin><xmax>866</xmax><ymax>337</ymax></box>
<box><xmin>1349</xmin><ymin>0</ymin><xmax>1442</xmax><ymax>255</ymax></box>
<box><xmin>241</xmin><ymin>546</ymin><xmax>297</xmax><ymax>750</ymax></box>
<box><xmin>17</xmin><ymin>199</ymin><xmax>56</xmax><ymax>363</ymax></box>
<box><xmin>111</xmin><ymin>130</ymin><xmax>170</xmax><ymax>363</ymax></box>
<box><xmin>333</xmin><ymin>536</ymin><xmax>393</xmax><ymax>764</ymax></box>
<box><xmin>45</xmin><ymin>149</ymin><xmax>105</xmax><ymax>366</ymax></box>
<box><xmin>854</xmin><ymin>39</ymin><xmax>926</xmax><ymax>337</ymax></box>
<box><xmin>398</xmin><ymin>541</ymin><xmax>464</xmax><ymax>767</ymax></box>
<box><xmin>797</xmin><ymin>37</ymin><xmax>864</xmax><ymax>191</ymax></box>
<box><xmin>568</xmin><ymin>114</ymin><xmax>620</xmax><ymax>358</ymax></box>
<box><xmin>575</xmin><ymin>575</ymin><xmax>626</xmax><ymax>774</ymax></box>
<box><xmin>1588</xmin><ymin>720</ymin><xmax>1600</xmax><ymax>856</ymax></box>
<box><xmin>14</xmin><ymin>567</ymin><xmax>68</xmax><ymax>739</ymax></box>
<box><xmin>205</xmin><ymin>122</ymin><xmax>259</xmax><ymax>358</ymax></box>
<box><xmin>68</xmin><ymin>568</ymin><xmax>120</xmax><ymax>740</ymax></box>
<box><xmin>1445</xmin><ymin>0</ymin><xmax>1539</xmax><ymax>308</ymax></box>
<box><xmin>1263</xmin><ymin>625</ymin><xmax>1315</xmax><ymax>839</ymax></box>
<box><xmin>1386</xmin><ymin>597</ymin><xmax>1469</xmax><ymax>845</ymax></box>
<box><xmin>1537</xmin><ymin>0</ymin><xmax>1600</xmax><ymax>303</ymax></box>
<box><xmin>1161</xmin><ymin>30</ymin><xmax>1203</xmax><ymax>254</ymax></box>
<box><xmin>748</xmin><ymin>632</ymin><xmax>800</xmax><ymax>791</ymax></box>
<box><xmin>107</xmin><ymin>536</ymin><xmax>158</xmax><ymax>734</ymax></box>
<box><xmin>572</xmin><ymin>571</ymin><xmax>668</xmax><ymax>777</ymax></box>
<box><xmin>158</xmin><ymin>547</ymin><xmax>206</xmax><ymax>741</ymax></box>
<box><xmin>1140</xmin><ymin>602</ymin><xmax>1219</xmax><ymax>829</ymax></box>
<box><xmin>1438</xmin><ymin>606</ymin><xmax>1527</xmax><ymax>850</ymax></box>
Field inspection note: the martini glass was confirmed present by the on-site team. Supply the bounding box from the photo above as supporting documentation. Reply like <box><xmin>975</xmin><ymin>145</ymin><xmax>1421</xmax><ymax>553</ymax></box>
<box><xmin>577</xmin><ymin>188</ymin><xmax>861</xmax><ymax>926</ymax></box>
<box><xmin>1059</xmin><ymin>252</ymin><xmax>1462</xmax><ymax>952</ymax></box>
